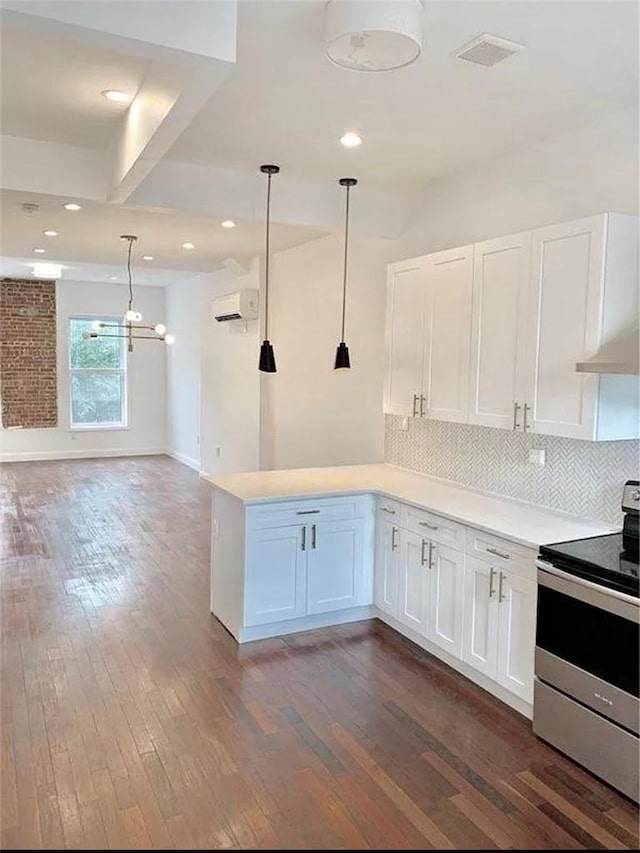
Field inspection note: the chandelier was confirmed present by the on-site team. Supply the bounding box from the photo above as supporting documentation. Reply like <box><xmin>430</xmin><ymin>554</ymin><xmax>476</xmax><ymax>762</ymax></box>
<box><xmin>83</xmin><ymin>235</ymin><xmax>174</xmax><ymax>351</ymax></box>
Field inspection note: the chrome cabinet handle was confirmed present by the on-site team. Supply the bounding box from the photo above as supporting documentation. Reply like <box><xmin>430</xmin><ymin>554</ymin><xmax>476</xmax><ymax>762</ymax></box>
<box><xmin>419</xmin><ymin>521</ymin><xmax>438</xmax><ymax>530</ymax></box>
<box><xmin>301</xmin><ymin>526</ymin><xmax>306</xmax><ymax>551</ymax></box>
<box><xmin>428</xmin><ymin>542</ymin><xmax>436</xmax><ymax>569</ymax></box>
<box><xmin>311</xmin><ymin>524</ymin><xmax>317</xmax><ymax>549</ymax></box>
<box><xmin>486</xmin><ymin>546</ymin><xmax>510</xmax><ymax>560</ymax></box>
<box><xmin>498</xmin><ymin>572</ymin><xmax>506</xmax><ymax>602</ymax></box>
<box><xmin>391</xmin><ymin>526</ymin><xmax>398</xmax><ymax>551</ymax></box>
<box><xmin>513</xmin><ymin>402</ymin><xmax>521</xmax><ymax>430</ymax></box>
<box><xmin>412</xmin><ymin>394</ymin><xmax>419</xmax><ymax>416</ymax></box>
<box><xmin>421</xmin><ymin>539</ymin><xmax>429</xmax><ymax>566</ymax></box>
<box><xmin>420</xmin><ymin>395</ymin><xmax>426</xmax><ymax>417</ymax></box>
<box><xmin>296</xmin><ymin>509</ymin><xmax>320</xmax><ymax>515</ymax></box>
<box><xmin>523</xmin><ymin>403</ymin><xmax>531</xmax><ymax>432</ymax></box>
<box><xmin>380</xmin><ymin>506</ymin><xmax>396</xmax><ymax>515</ymax></box>
<box><xmin>488</xmin><ymin>566</ymin><xmax>496</xmax><ymax>598</ymax></box>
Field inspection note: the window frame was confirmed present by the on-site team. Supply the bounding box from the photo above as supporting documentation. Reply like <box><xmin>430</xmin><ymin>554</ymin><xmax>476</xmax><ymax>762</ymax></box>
<box><xmin>68</xmin><ymin>314</ymin><xmax>128</xmax><ymax>431</ymax></box>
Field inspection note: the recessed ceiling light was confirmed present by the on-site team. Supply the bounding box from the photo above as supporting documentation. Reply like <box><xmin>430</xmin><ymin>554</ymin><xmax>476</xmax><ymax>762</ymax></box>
<box><xmin>33</xmin><ymin>248</ymin><xmax>46</xmax><ymax>253</ymax></box>
<box><xmin>142</xmin><ymin>255</ymin><xmax>154</xmax><ymax>261</ymax></box>
<box><xmin>182</xmin><ymin>242</ymin><xmax>195</xmax><ymax>250</ymax></box>
<box><xmin>109</xmin><ymin>276</ymin><xmax>118</xmax><ymax>281</ymax></box>
<box><xmin>221</xmin><ymin>220</ymin><xmax>236</xmax><ymax>229</ymax></box>
<box><xmin>63</xmin><ymin>203</ymin><xmax>81</xmax><ymax>211</ymax></box>
<box><xmin>43</xmin><ymin>229</ymin><xmax>58</xmax><ymax>237</ymax></box>
<box><xmin>102</xmin><ymin>89</ymin><xmax>130</xmax><ymax>103</ymax></box>
<box><xmin>340</xmin><ymin>132</ymin><xmax>362</xmax><ymax>148</ymax></box>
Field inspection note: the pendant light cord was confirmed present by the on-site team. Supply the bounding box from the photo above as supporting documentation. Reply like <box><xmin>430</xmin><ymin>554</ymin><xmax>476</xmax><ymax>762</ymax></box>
<box><xmin>264</xmin><ymin>172</ymin><xmax>272</xmax><ymax>340</ymax></box>
<box><xmin>340</xmin><ymin>183</ymin><xmax>351</xmax><ymax>343</ymax></box>
<box><xmin>126</xmin><ymin>237</ymin><xmax>134</xmax><ymax>312</ymax></box>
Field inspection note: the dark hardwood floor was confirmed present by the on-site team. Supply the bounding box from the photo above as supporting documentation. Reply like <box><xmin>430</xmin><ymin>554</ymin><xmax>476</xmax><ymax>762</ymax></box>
<box><xmin>1</xmin><ymin>455</ymin><xmax>638</xmax><ymax>850</ymax></box>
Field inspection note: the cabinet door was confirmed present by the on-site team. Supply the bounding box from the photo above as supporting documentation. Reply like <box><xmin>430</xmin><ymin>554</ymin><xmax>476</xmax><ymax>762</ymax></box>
<box><xmin>374</xmin><ymin>519</ymin><xmax>400</xmax><ymax>616</ymax></box>
<box><xmin>462</xmin><ymin>557</ymin><xmax>499</xmax><ymax>678</ymax></box>
<box><xmin>422</xmin><ymin>246</ymin><xmax>474</xmax><ymax>422</ymax></box>
<box><xmin>397</xmin><ymin>530</ymin><xmax>428</xmax><ymax>635</ymax></box>
<box><xmin>427</xmin><ymin>544</ymin><xmax>465</xmax><ymax>659</ymax></box>
<box><xmin>385</xmin><ymin>260</ymin><xmax>428</xmax><ymax>416</ymax></box>
<box><xmin>469</xmin><ymin>233</ymin><xmax>531</xmax><ymax>429</ymax></box>
<box><xmin>245</xmin><ymin>525</ymin><xmax>307</xmax><ymax>626</ymax></box>
<box><xmin>525</xmin><ymin>216</ymin><xmax>604</xmax><ymax>439</ymax></box>
<box><xmin>306</xmin><ymin>519</ymin><xmax>366</xmax><ymax>615</ymax></box>
<box><xmin>496</xmin><ymin>571</ymin><xmax>537</xmax><ymax>703</ymax></box>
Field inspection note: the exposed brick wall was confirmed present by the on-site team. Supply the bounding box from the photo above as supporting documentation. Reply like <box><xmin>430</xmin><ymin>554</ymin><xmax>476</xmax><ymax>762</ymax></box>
<box><xmin>0</xmin><ymin>278</ymin><xmax>58</xmax><ymax>428</ymax></box>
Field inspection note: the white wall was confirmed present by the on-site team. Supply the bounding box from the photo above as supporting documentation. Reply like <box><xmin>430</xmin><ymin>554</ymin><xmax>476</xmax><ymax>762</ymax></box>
<box><xmin>266</xmin><ymin>233</ymin><xmax>389</xmax><ymax>470</ymax></box>
<box><xmin>0</xmin><ymin>280</ymin><xmax>166</xmax><ymax>461</ymax></box>
<box><xmin>165</xmin><ymin>279</ymin><xmax>202</xmax><ymax>469</ymax></box>
<box><xmin>395</xmin><ymin>107</ymin><xmax>639</xmax><ymax>260</ymax></box>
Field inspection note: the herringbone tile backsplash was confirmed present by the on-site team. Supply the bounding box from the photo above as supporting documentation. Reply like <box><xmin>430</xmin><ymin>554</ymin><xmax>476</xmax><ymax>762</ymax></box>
<box><xmin>385</xmin><ymin>416</ymin><xmax>640</xmax><ymax>526</ymax></box>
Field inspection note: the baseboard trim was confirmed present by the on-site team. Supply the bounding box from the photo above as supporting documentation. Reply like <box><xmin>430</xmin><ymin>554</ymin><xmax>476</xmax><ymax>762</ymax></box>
<box><xmin>165</xmin><ymin>448</ymin><xmax>201</xmax><ymax>472</ymax></box>
<box><xmin>0</xmin><ymin>447</ymin><xmax>165</xmax><ymax>463</ymax></box>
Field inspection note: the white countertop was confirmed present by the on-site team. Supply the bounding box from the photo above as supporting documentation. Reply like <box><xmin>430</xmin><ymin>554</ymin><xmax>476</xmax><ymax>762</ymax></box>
<box><xmin>204</xmin><ymin>463</ymin><xmax>618</xmax><ymax>549</ymax></box>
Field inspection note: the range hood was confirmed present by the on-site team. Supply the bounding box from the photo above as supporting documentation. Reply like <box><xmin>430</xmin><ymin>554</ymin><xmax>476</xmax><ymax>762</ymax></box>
<box><xmin>576</xmin><ymin>328</ymin><xmax>640</xmax><ymax>375</ymax></box>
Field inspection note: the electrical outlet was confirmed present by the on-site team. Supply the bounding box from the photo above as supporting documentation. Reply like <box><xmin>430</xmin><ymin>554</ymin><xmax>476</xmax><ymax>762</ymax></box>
<box><xmin>529</xmin><ymin>447</ymin><xmax>546</xmax><ymax>466</ymax></box>
<box><xmin>400</xmin><ymin>417</ymin><xmax>410</xmax><ymax>432</ymax></box>
<box><xmin>215</xmin><ymin>446</ymin><xmax>221</xmax><ymax>458</ymax></box>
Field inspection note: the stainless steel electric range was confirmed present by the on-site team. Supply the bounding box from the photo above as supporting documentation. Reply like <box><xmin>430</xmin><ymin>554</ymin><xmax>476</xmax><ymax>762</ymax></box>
<box><xmin>533</xmin><ymin>481</ymin><xmax>639</xmax><ymax>802</ymax></box>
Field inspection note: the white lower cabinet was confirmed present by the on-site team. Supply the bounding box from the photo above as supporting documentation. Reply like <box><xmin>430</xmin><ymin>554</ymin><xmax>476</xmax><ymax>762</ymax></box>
<box><xmin>397</xmin><ymin>529</ymin><xmax>429</xmax><ymax>634</ymax></box>
<box><xmin>461</xmin><ymin>556</ymin><xmax>537</xmax><ymax>703</ymax></box>
<box><xmin>307</xmin><ymin>518</ymin><xmax>367</xmax><ymax>615</ymax></box>
<box><xmin>427</xmin><ymin>543</ymin><xmax>465</xmax><ymax>658</ymax></box>
<box><xmin>374</xmin><ymin>517</ymin><xmax>400</xmax><ymax>616</ymax></box>
<box><xmin>245</xmin><ymin>525</ymin><xmax>307</xmax><ymax>627</ymax></box>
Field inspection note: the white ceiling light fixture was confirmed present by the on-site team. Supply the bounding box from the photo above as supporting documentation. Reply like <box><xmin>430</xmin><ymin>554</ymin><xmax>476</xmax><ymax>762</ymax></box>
<box><xmin>182</xmin><ymin>242</ymin><xmax>195</xmax><ymax>250</ymax></box>
<box><xmin>102</xmin><ymin>89</ymin><xmax>130</xmax><ymax>103</ymax></box>
<box><xmin>31</xmin><ymin>262</ymin><xmax>62</xmax><ymax>279</ymax></box>
<box><xmin>340</xmin><ymin>131</ymin><xmax>362</xmax><ymax>148</ymax></box>
<box><xmin>325</xmin><ymin>0</ymin><xmax>423</xmax><ymax>72</ymax></box>
<box><xmin>83</xmin><ymin>235</ymin><xmax>173</xmax><ymax>351</ymax></box>
<box><xmin>33</xmin><ymin>247</ymin><xmax>46</xmax><ymax>253</ymax></box>
<box><xmin>43</xmin><ymin>229</ymin><xmax>58</xmax><ymax>237</ymax></box>
<box><xmin>63</xmin><ymin>202</ymin><xmax>81</xmax><ymax>211</ymax></box>
<box><xmin>142</xmin><ymin>255</ymin><xmax>154</xmax><ymax>261</ymax></box>
<box><xmin>221</xmin><ymin>220</ymin><xmax>236</xmax><ymax>228</ymax></box>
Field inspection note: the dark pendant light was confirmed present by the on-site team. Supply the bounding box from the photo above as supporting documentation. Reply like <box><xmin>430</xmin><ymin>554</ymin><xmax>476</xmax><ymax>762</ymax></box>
<box><xmin>335</xmin><ymin>177</ymin><xmax>357</xmax><ymax>369</ymax></box>
<box><xmin>259</xmin><ymin>164</ymin><xmax>280</xmax><ymax>372</ymax></box>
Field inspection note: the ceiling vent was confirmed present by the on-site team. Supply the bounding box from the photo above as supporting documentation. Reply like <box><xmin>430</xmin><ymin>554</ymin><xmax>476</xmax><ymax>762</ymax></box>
<box><xmin>456</xmin><ymin>33</ymin><xmax>524</xmax><ymax>67</ymax></box>
<box><xmin>21</xmin><ymin>202</ymin><xmax>40</xmax><ymax>215</ymax></box>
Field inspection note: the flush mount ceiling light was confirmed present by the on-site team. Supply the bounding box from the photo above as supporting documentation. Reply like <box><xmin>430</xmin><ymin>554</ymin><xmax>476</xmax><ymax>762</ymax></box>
<box><xmin>102</xmin><ymin>89</ymin><xmax>130</xmax><ymax>103</ymax></box>
<box><xmin>33</xmin><ymin>247</ymin><xmax>46</xmax><ymax>253</ymax></box>
<box><xmin>43</xmin><ymin>229</ymin><xmax>58</xmax><ymax>237</ymax></box>
<box><xmin>325</xmin><ymin>0</ymin><xmax>423</xmax><ymax>72</ymax></box>
<box><xmin>258</xmin><ymin>164</ymin><xmax>280</xmax><ymax>373</ymax></box>
<box><xmin>63</xmin><ymin>202</ymin><xmax>81</xmax><ymax>211</ymax></box>
<box><xmin>334</xmin><ymin>178</ymin><xmax>357</xmax><ymax>370</ymax></box>
<box><xmin>221</xmin><ymin>220</ymin><xmax>236</xmax><ymax>229</ymax></box>
<box><xmin>31</xmin><ymin>262</ymin><xmax>62</xmax><ymax>279</ymax></box>
<box><xmin>83</xmin><ymin>235</ymin><xmax>173</xmax><ymax>351</ymax></box>
<box><xmin>340</xmin><ymin>131</ymin><xmax>362</xmax><ymax>148</ymax></box>
<box><xmin>182</xmin><ymin>242</ymin><xmax>195</xmax><ymax>250</ymax></box>
<box><xmin>142</xmin><ymin>255</ymin><xmax>154</xmax><ymax>261</ymax></box>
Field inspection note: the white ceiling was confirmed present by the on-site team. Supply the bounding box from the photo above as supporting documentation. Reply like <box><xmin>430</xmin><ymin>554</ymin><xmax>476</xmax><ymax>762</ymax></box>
<box><xmin>169</xmin><ymin>0</ymin><xmax>639</xmax><ymax>191</ymax></box>
<box><xmin>0</xmin><ymin>22</ymin><xmax>154</xmax><ymax>147</ymax></box>
<box><xmin>0</xmin><ymin>189</ymin><xmax>325</xmax><ymax>280</ymax></box>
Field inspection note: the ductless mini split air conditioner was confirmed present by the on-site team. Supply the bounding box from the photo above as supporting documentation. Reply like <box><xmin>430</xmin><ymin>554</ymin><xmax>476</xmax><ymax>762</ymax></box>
<box><xmin>212</xmin><ymin>290</ymin><xmax>259</xmax><ymax>322</ymax></box>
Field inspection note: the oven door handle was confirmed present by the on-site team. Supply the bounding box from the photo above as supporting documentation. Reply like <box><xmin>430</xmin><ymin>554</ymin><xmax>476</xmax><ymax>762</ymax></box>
<box><xmin>537</xmin><ymin>559</ymin><xmax>639</xmax><ymax>622</ymax></box>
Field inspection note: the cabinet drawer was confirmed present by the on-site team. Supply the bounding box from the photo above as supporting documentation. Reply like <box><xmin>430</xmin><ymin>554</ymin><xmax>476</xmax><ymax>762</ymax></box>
<box><xmin>465</xmin><ymin>528</ymin><xmax>536</xmax><ymax>578</ymax></box>
<box><xmin>376</xmin><ymin>497</ymin><xmax>403</xmax><ymax>521</ymax></box>
<box><xmin>402</xmin><ymin>505</ymin><xmax>465</xmax><ymax>551</ymax></box>
<box><xmin>247</xmin><ymin>494</ymin><xmax>372</xmax><ymax>530</ymax></box>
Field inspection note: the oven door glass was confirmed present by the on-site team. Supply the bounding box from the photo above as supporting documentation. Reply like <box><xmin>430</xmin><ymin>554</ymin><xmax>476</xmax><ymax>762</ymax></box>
<box><xmin>536</xmin><ymin>585</ymin><xmax>639</xmax><ymax>697</ymax></box>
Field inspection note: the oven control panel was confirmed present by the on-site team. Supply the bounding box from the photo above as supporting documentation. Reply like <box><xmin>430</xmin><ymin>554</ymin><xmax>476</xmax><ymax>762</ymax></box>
<box><xmin>622</xmin><ymin>480</ymin><xmax>640</xmax><ymax>514</ymax></box>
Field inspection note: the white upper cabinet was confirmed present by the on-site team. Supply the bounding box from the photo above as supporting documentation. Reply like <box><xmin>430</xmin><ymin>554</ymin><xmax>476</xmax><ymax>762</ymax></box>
<box><xmin>385</xmin><ymin>213</ymin><xmax>639</xmax><ymax>440</ymax></box>
<box><xmin>385</xmin><ymin>260</ymin><xmax>428</xmax><ymax>416</ymax></box>
<box><xmin>468</xmin><ymin>232</ymin><xmax>531</xmax><ymax>430</ymax></box>
<box><xmin>422</xmin><ymin>246</ymin><xmax>474</xmax><ymax>423</ymax></box>
<box><xmin>525</xmin><ymin>213</ymin><xmax>639</xmax><ymax>440</ymax></box>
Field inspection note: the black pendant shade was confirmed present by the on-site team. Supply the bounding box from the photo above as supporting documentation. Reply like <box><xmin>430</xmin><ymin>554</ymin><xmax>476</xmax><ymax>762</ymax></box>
<box><xmin>259</xmin><ymin>339</ymin><xmax>276</xmax><ymax>373</ymax></box>
<box><xmin>335</xmin><ymin>177</ymin><xmax>357</xmax><ymax>370</ymax></box>
<box><xmin>334</xmin><ymin>341</ymin><xmax>350</xmax><ymax>370</ymax></box>
<box><xmin>259</xmin><ymin>164</ymin><xmax>280</xmax><ymax>373</ymax></box>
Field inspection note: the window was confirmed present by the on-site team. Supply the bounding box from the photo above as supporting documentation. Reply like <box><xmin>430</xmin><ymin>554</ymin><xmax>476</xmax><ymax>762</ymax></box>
<box><xmin>69</xmin><ymin>317</ymin><xmax>127</xmax><ymax>428</ymax></box>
